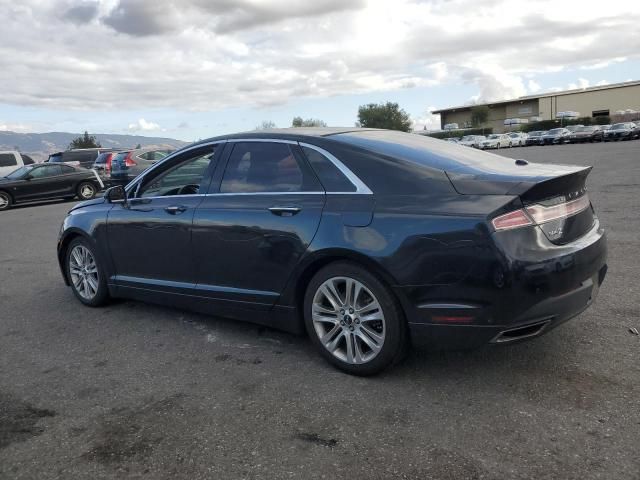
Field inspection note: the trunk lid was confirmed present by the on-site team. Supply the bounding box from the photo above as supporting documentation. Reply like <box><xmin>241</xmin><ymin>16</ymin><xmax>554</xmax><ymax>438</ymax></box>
<box><xmin>447</xmin><ymin>162</ymin><xmax>594</xmax><ymax>245</ymax></box>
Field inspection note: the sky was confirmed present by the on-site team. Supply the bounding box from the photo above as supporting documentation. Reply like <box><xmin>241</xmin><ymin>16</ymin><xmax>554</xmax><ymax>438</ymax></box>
<box><xmin>0</xmin><ymin>0</ymin><xmax>639</xmax><ymax>141</ymax></box>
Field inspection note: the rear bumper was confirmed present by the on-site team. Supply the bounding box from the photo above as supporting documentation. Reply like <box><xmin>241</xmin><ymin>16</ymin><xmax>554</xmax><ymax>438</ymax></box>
<box><xmin>397</xmin><ymin>219</ymin><xmax>607</xmax><ymax>350</ymax></box>
<box><xmin>407</xmin><ymin>265</ymin><xmax>606</xmax><ymax>350</ymax></box>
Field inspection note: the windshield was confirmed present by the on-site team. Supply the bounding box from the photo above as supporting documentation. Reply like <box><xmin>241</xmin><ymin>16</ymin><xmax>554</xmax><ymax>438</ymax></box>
<box><xmin>461</xmin><ymin>136</ymin><xmax>474</xmax><ymax>141</ymax></box>
<box><xmin>578</xmin><ymin>126</ymin><xmax>594</xmax><ymax>132</ymax></box>
<box><xmin>529</xmin><ymin>131</ymin><xmax>542</xmax><ymax>136</ymax></box>
<box><xmin>487</xmin><ymin>134</ymin><xmax>499</xmax><ymax>139</ymax></box>
<box><xmin>5</xmin><ymin>165</ymin><xmax>34</xmax><ymax>179</ymax></box>
<box><xmin>611</xmin><ymin>123</ymin><xmax>627</xmax><ymax>129</ymax></box>
<box><xmin>508</xmin><ymin>133</ymin><xmax>519</xmax><ymax>137</ymax></box>
<box><xmin>547</xmin><ymin>128</ymin><xmax>564</xmax><ymax>135</ymax></box>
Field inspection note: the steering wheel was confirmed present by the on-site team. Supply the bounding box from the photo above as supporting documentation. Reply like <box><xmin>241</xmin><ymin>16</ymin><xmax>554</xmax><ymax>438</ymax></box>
<box><xmin>177</xmin><ymin>184</ymin><xmax>199</xmax><ymax>195</ymax></box>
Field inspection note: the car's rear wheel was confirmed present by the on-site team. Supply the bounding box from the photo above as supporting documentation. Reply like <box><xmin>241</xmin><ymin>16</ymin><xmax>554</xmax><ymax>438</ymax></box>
<box><xmin>66</xmin><ymin>237</ymin><xmax>109</xmax><ymax>306</ymax></box>
<box><xmin>0</xmin><ymin>191</ymin><xmax>12</xmax><ymax>211</ymax></box>
<box><xmin>77</xmin><ymin>182</ymin><xmax>97</xmax><ymax>200</ymax></box>
<box><xmin>304</xmin><ymin>262</ymin><xmax>407</xmax><ymax>375</ymax></box>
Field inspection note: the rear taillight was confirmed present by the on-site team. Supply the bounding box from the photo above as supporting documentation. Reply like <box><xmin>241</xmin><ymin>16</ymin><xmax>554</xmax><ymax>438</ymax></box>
<box><xmin>492</xmin><ymin>195</ymin><xmax>591</xmax><ymax>231</ymax></box>
<box><xmin>492</xmin><ymin>209</ymin><xmax>533</xmax><ymax>231</ymax></box>
<box><xmin>105</xmin><ymin>153</ymin><xmax>113</xmax><ymax>173</ymax></box>
<box><xmin>525</xmin><ymin>195</ymin><xmax>590</xmax><ymax>224</ymax></box>
<box><xmin>124</xmin><ymin>152</ymin><xmax>137</xmax><ymax>167</ymax></box>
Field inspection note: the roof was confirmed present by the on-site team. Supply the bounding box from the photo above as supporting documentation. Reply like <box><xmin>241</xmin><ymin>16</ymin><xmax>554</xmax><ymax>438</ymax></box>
<box><xmin>431</xmin><ymin>79</ymin><xmax>640</xmax><ymax>114</ymax></box>
<box><xmin>184</xmin><ymin>127</ymin><xmax>381</xmax><ymax>150</ymax></box>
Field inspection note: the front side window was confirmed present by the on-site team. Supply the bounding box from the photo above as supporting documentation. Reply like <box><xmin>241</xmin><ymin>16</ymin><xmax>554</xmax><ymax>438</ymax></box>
<box><xmin>220</xmin><ymin>142</ymin><xmax>320</xmax><ymax>193</ymax></box>
<box><xmin>30</xmin><ymin>165</ymin><xmax>61</xmax><ymax>178</ymax></box>
<box><xmin>139</xmin><ymin>149</ymin><xmax>215</xmax><ymax>198</ymax></box>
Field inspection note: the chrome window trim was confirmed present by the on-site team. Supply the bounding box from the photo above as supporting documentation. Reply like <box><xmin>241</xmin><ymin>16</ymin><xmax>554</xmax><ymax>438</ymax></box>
<box><xmin>125</xmin><ymin>137</ymin><xmax>373</xmax><ymax>197</ymax></box>
<box><xmin>297</xmin><ymin>142</ymin><xmax>372</xmax><ymax>195</ymax></box>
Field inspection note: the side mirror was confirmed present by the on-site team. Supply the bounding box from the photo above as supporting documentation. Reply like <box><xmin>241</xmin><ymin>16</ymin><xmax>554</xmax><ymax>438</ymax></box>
<box><xmin>24</xmin><ymin>174</ymin><xmax>33</xmax><ymax>181</ymax></box>
<box><xmin>105</xmin><ymin>185</ymin><xmax>127</xmax><ymax>204</ymax></box>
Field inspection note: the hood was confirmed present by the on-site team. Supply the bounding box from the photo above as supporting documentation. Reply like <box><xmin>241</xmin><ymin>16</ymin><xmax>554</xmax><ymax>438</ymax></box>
<box><xmin>69</xmin><ymin>197</ymin><xmax>106</xmax><ymax>212</ymax></box>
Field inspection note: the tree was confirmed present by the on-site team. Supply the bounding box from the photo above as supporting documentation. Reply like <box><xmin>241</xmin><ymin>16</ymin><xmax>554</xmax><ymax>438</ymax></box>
<box><xmin>357</xmin><ymin>102</ymin><xmax>412</xmax><ymax>132</ymax></box>
<box><xmin>255</xmin><ymin>120</ymin><xmax>277</xmax><ymax>130</ymax></box>
<box><xmin>69</xmin><ymin>131</ymin><xmax>101</xmax><ymax>149</ymax></box>
<box><xmin>470</xmin><ymin>105</ymin><xmax>490</xmax><ymax>128</ymax></box>
<box><xmin>135</xmin><ymin>143</ymin><xmax>142</xmax><ymax>149</ymax></box>
<box><xmin>292</xmin><ymin>117</ymin><xmax>327</xmax><ymax>127</ymax></box>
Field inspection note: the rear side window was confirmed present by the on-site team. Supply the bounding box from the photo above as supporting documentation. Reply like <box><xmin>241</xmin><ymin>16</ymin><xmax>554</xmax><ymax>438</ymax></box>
<box><xmin>22</xmin><ymin>155</ymin><xmax>35</xmax><ymax>165</ymax></box>
<box><xmin>0</xmin><ymin>154</ymin><xmax>17</xmax><ymax>167</ymax></box>
<box><xmin>301</xmin><ymin>146</ymin><xmax>356</xmax><ymax>192</ymax></box>
<box><xmin>30</xmin><ymin>165</ymin><xmax>62</xmax><ymax>178</ymax></box>
<box><xmin>60</xmin><ymin>165</ymin><xmax>76</xmax><ymax>173</ymax></box>
<box><xmin>220</xmin><ymin>142</ymin><xmax>321</xmax><ymax>193</ymax></box>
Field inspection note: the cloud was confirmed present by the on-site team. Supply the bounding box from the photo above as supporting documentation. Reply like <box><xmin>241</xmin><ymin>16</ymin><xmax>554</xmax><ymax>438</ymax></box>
<box><xmin>63</xmin><ymin>1</ymin><xmax>100</xmax><ymax>24</ymax></box>
<box><xmin>0</xmin><ymin>0</ymin><xmax>639</xmax><ymax>113</ymax></box>
<box><xmin>568</xmin><ymin>78</ymin><xmax>590</xmax><ymax>90</ymax></box>
<box><xmin>412</xmin><ymin>107</ymin><xmax>441</xmax><ymax>131</ymax></box>
<box><xmin>0</xmin><ymin>122</ymin><xmax>32</xmax><ymax>133</ymax></box>
<box><xmin>128</xmin><ymin>118</ymin><xmax>161</xmax><ymax>131</ymax></box>
<box><xmin>528</xmin><ymin>79</ymin><xmax>541</xmax><ymax>93</ymax></box>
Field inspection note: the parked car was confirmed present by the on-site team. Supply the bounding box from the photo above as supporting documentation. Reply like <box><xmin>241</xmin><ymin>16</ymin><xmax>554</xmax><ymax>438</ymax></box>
<box><xmin>445</xmin><ymin>137</ymin><xmax>460</xmax><ymax>144</ymax></box>
<box><xmin>541</xmin><ymin>128</ymin><xmax>571</xmax><ymax>145</ymax></box>
<box><xmin>568</xmin><ymin>126</ymin><xmax>605</xmax><ymax>143</ymax></box>
<box><xmin>507</xmin><ymin>132</ymin><xmax>528</xmax><ymax>147</ymax></box>
<box><xmin>109</xmin><ymin>148</ymin><xmax>174</xmax><ymax>185</ymax></box>
<box><xmin>564</xmin><ymin>125</ymin><xmax>584</xmax><ymax>133</ymax></box>
<box><xmin>524</xmin><ymin>131</ymin><xmax>545</xmax><ymax>146</ymax></box>
<box><xmin>604</xmin><ymin>122</ymin><xmax>639</xmax><ymax>141</ymax></box>
<box><xmin>0</xmin><ymin>163</ymin><xmax>103</xmax><ymax>211</ymax></box>
<box><xmin>479</xmin><ymin>134</ymin><xmax>511</xmax><ymax>149</ymax></box>
<box><xmin>48</xmin><ymin>148</ymin><xmax>115</xmax><ymax>169</ymax></box>
<box><xmin>57</xmin><ymin>128</ymin><xmax>607</xmax><ymax>375</ymax></box>
<box><xmin>0</xmin><ymin>151</ymin><xmax>36</xmax><ymax>177</ymax></box>
<box><xmin>459</xmin><ymin>135</ymin><xmax>486</xmax><ymax>148</ymax></box>
<box><xmin>92</xmin><ymin>151</ymin><xmax>120</xmax><ymax>180</ymax></box>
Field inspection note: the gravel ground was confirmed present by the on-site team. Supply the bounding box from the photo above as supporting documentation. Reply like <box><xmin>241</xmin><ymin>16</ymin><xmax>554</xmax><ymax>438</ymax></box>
<box><xmin>1</xmin><ymin>141</ymin><xmax>639</xmax><ymax>479</ymax></box>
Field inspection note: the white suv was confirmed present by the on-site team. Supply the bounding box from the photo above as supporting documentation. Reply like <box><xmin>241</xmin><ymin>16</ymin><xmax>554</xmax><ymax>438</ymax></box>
<box><xmin>508</xmin><ymin>132</ymin><xmax>528</xmax><ymax>147</ymax></box>
<box><xmin>0</xmin><ymin>151</ymin><xmax>36</xmax><ymax>177</ymax></box>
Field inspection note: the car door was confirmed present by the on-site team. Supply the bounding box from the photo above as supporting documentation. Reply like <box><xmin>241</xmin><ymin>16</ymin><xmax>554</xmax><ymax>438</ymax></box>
<box><xmin>15</xmin><ymin>164</ymin><xmax>67</xmax><ymax>201</ymax></box>
<box><xmin>106</xmin><ymin>144</ymin><xmax>220</xmax><ymax>294</ymax></box>
<box><xmin>191</xmin><ymin>140</ymin><xmax>325</xmax><ymax>310</ymax></box>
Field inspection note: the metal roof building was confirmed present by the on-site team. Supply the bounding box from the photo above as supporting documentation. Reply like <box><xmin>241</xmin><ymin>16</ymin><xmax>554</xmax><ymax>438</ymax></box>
<box><xmin>431</xmin><ymin>80</ymin><xmax>640</xmax><ymax>133</ymax></box>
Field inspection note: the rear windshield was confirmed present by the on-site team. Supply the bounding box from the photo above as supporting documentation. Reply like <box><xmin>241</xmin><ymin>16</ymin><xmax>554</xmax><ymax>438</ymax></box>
<box><xmin>330</xmin><ymin>130</ymin><xmax>559</xmax><ymax>177</ymax></box>
<box><xmin>547</xmin><ymin>128</ymin><xmax>564</xmax><ymax>134</ymax></box>
<box><xmin>94</xmin><ymin>152</ymin><xmax>111</xmax><ymax>164</ymax></box>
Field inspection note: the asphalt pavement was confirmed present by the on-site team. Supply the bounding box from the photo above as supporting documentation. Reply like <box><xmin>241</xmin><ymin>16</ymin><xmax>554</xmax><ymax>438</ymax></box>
<box><xmin>1</xmin><ymin>141</ymin><xmax>639</xmax><ymax>479</ymax></box>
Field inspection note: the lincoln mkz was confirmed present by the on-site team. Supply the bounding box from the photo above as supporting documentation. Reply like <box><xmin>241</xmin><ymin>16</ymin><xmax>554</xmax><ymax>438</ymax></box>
<box><xmin>57</xmin><ymin>129</ymin><xmax>607</xmax><ymax>375</ymax></box>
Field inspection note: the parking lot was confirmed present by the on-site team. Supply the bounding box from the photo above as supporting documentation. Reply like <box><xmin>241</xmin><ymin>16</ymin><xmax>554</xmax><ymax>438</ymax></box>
<box><xmin>1</xmin><ymin>141</ymin><xmax>639</xmax><ymax>479</ymax></box>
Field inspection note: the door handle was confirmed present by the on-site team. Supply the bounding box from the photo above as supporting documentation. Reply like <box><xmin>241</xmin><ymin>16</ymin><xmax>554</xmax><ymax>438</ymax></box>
<box><xmin>165</xmin><ymin>205</ymin><xmax>188</xmax><ymax>215</ymax></box>
<box><xmin>268</xmin><ymin>206</ymin><xmax>301</xmax><ymax>217</ymax></box>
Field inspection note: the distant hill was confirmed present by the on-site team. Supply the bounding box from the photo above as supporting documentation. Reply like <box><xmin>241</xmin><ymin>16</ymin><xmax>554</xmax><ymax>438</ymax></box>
<box><xmin>0</xmin><ymin>131</ymin><xmax>189</xmax><ymax>162</ymax></box>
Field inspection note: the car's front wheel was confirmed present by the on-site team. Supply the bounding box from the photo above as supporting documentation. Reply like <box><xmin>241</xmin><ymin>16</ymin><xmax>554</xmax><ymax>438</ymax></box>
<box><xmin>304</xmin><ymin>262</ymin><xmax>407</xmax><ymax>375</ymax></box>
<box><xmin>77</xmin><ymin>182</ymin><xmax>97</xmax><ymax>200</ymax></box>
<box><xmin>0</xmin><ymin>191</ymin><xmax>12</xmax><ymax>211</ymax></box>
<box><xmin>65</xmin><ymin>237</ymin><xmax>109</xmax><ymax>306</ymax></box>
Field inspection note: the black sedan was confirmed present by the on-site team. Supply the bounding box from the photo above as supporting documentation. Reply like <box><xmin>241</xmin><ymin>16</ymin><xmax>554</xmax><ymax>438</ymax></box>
<box><xmin>57</xmin><ymin>129</ymin><xmax>607</xmax><ymax>375</ymax></box>
<box><xmin>0</xmin><ymin>163</ymin><xmax>103</xmax><ymax>211</ymax></box>
<box><xmin>568</xmin><ymin>126</ymin><xmax>605</xmax><ymax>143</ymax></box>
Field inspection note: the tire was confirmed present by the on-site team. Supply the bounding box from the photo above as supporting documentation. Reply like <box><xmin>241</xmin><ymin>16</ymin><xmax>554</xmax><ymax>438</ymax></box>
<box><xmin>496</xmin><ymin>143</ymin><xmax>501</xmax><ymax>149</ymax></box>
<box><xmin>0</xmin><ymin>191</ymin><xmax>12</xmax><ymax>211</ymax></box>
<box><xmin>77</xmin><ymin>182</ymin><xmax>97</xmax><ymax>200</ymax></box>
<box><xmin>303</xmin><ymin>261</ymin><xmax>408</xmax><ymax>376</ymax></box>
<box><xmin>65</xmin><ymin>237</ymin><xmax>109</xmax><ymax>307</ymax></box>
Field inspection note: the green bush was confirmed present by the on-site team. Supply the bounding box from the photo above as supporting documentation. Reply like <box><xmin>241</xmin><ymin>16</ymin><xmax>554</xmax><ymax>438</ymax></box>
<box><xmin>423</xmin><ymin>127</ymin><xmax>493</xmax><ymax>139</ymax></box>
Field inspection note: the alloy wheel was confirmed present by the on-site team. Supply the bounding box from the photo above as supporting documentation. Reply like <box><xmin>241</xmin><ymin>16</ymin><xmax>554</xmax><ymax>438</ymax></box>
<box><xmin>69</xmin><ymin>245</ymin><xmax>99</xmax><ymax>300</ymax></box>
<box><xmin>80</xmin><ymin>184</ymin><xmax>95</xmax><ymax>199</ymax></box>
<box><xmin>311</xmin><ymin>276</ymin><xmax>386</xmax><ymax>365</ymax></box>
<box><xmin>0</xmin><ymin>192</ymin><xmax>9</xmax><ymax>210</ymax></box>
